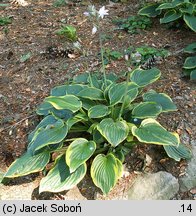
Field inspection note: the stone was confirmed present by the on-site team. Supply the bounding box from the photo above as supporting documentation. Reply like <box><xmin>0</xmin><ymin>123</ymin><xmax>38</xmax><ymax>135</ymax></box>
<box><xmin>179</xmin><ymin>147</ymin><xmax>196</xmax><ymax>192</ymax></box>
<box><xmin>127</xmin><ymin>171</ymin><xmax>179</xmax><ymax>200</ymax></box>
<box><xmin>0</xmin><ymin>181</ymin><xmax>38</xmax><ymax>200</ymax></box>
<box><xmin>63</xmin><ymin>187</ymin><xmax>87</xmax><ymax>200</ymax></box>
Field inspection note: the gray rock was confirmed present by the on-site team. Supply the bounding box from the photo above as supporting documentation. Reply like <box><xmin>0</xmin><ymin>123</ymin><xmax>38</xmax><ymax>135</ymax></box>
<box><xmin>63</xmin><ymin>187</ymin><xmax>87</xmax><ymax>200</ymax></box>
<box><xmin>0</xmin><ymin>180</ymin><xmax>86</xmax><ymax>200</ymax></box>
<box><xmin>179</xmin><ymin>147</ymin><xmax>196</xmax><ymax>192</ymax></box>
<box><xmin>127</xmin><ymin>171</ymin><xmax>179</xmax><ymax>200</ymax></box>
<box><xmin>0</xmin><ymin>181</ymin><xmax>39</xmax><ymax>200</ymax></box>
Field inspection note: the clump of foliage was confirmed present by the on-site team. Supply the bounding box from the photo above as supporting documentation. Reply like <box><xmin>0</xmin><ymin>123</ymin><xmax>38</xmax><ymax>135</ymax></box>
<box><xmin>128</xmin><ymin>46</ymin><xmax>169</xmax><ymax>65</ymax></box>
<box><xmin>113</xmin><ymin>15</ymin><xmax>152</xmax><ymax>34</ymax></box>
<box><xmin>56</xmin><ymin>25</ymin><xmax>77</xmax><ymax>42</ymax></box>
<box><xmin>102</xmin><ymin>49</ymin><xmax>123</xmax><ymax>64</ymax></box>
<box><xmin>138</xmin><ymin>0</ymin><xmax>196</xmax><ymax>32</ymax></box>
<box><xmin>3</xmin><ymin>69</ymin><xmax>192</xmax><ymax>194</ymax></box>
<box><xmin>183</xmin><ymin>42</ymin><xmax>196</xmax><ymax>80</ymax></box>
<box><xmin>2</xmin><ymin>5</ymin><xmax>192</xmax><ymax>195</ymax></box>
<box><xmin>0</xmin><ymin>16</ymin><xmax>12</xmax><ymax>26</ymax></box>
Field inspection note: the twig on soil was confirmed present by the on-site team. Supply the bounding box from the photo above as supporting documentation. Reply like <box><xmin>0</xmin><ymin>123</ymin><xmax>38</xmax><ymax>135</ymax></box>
<box><xmin>0</xmin><ymin>114</ymin><xmax>36</xmax><ymax>133</ymax></box>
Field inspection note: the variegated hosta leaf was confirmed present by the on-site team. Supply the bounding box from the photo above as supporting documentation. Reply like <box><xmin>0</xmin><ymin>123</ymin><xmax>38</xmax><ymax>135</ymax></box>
<box><xmin>36</xmin><ymin>101</ymin><xmax>73</xmax><ymax>119</ymax></box>
<box><xmin>36</xmin><ymin>102</ymin><xmax>53</xmax><ymax>115</ymax></box>
<box><xmin>39</xmin><ymin>154</ymin><xmax>86</xmax><ymax>193</ymax></box>
<box><xmin>66</xmin><ymin>138</ymin><xmax>96</xmax><ymax>173</ymax></box>
<box><xmin>44</xmin><ymin>95</ymin><xmax>82</xmax><ymax>112</ymax></box>
<box><xmin>160</xmin><ymin>10</ymin><xmax>182</xmax><ymax>24</ymax></box>
<box><xmin>190</xmin><ymin>69</ymin><xmax>196</xmax><ymax>80</ymax></box>
<box><xmin>80</xmin><ymin>98</ymin><xmax>97</xmax><ymax>110</ymax></box>
<box><xmin>132</xmin><ymin>102</ymin><xmax>162</xmax><ymax>118</ymax></box>
<box><xmin>28</xmin><ymin>115</ymin><xmax>57</xmax><ymax>142</ymax></box>
<box><xmin>88</xmin><ymin>105</ymin><xmax>110</xmax><ymax>118</ymax></box>
<box><xmin>183</xmin><ymin>14</ymin><xmax>196</xmax><ymax>32</ymax></box>
<box><xmin>78</xmin><ymin>87</ymin><xmax>104</xmax><ymax>100</ymax></box>
<box><xmin>184</xmin><ymin>42</ymin><xmax>196</xmax><ymax>54</ymax></box>
<box><xmin>164</xmin><ymin>143</ymin><xmax>192</xmax><ymax>161</ymax></box>
<box><xmin>91</xmin><ymin>154</ymin><xmax>123</xmax><ymax>194</ymax></box>
<box><xmin>109</xmin><ymin>83</ymin><xmax>126</xmax><ymax>105</ymax></box>
<box><xmin>132</xmin><ymin>118</ymin><xmax>180</xmax><ymax>146</ymax></box>
<box><xmin>143</xmin><ymin>90</ymin><xmax>177</xmax><ymax>112</ymax></box>
<box><xmin>51</xmin><ymin>84</ymin><xmax>86</xmax><ymax>96</ymax></box>
<box><xmin>73</xmin><ymin>72</ymin><xmax>89</xmax><ymax>84</ymax></box>
<box><xmin>130</xmin><ymin>68</ymin><xmax>161</xmax><ymax>87</ymax></box>
<box><xmin>183</xmin><ymin>56</ymin><xmax>196</xmax><ymax>69</ymax></box>
<box><xmin>97</xmin><ymin>118</ymin><xmax>129</xmax><ymax>147</ymax></box>
<box><xmin>125</xmin><ymin>82</ymin><xmax>139</xmax><ymax>105</ymax></box>
<box><xmin>108</xmin><ymin>82</ymin><xmax>138</xmax><ymax>106</ymax></box>
<box><xmin>115</xmin><ymin>157</ymin><xmax>123</xmax><ymax>178</ymax></box>
<box><xmin>28</xmin><ymin>119</ymin><xmax>68</xmax><ymax>153</ymax></box>
<box><xmin>4</xmin><ymin>151</ymin><xmax>50</xmax><ymax>178</ymax></box>
<box><xmin>138</xmin><ymin>3</ymin><xmax>162</xmax><ymax>17</ymax></box>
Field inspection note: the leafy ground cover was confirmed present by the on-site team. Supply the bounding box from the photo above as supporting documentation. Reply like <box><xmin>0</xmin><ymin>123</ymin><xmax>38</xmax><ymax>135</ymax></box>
<box><xmin>0</xmin><ymin>0</ymin><xmax>195</xmax><ymax>199</ymax></box>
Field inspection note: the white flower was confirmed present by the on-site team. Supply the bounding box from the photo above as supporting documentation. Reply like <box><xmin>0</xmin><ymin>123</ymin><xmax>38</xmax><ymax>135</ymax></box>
<box><xmin>17</xmin><ymin>0</ymin><xmax>28</xmax><ymax>6</ymax></box>
<box><xmin>124</xmin><ymin>54</ymin><xmax>129</xmax><ymax>61</ymax></box>
<box><xmin>98</xmin><ymin>6</ymin><xmax>109</xmax><ymax>19</ymax></box>
<box><xmin>92</xmin><ymin>26</ymin><xmax>98</xmax><ymax>35</ymax></box>
<box><xmin>83</xmin><ymin>11</ymin><xmax>90</xmax><ymax>16</ymax></box>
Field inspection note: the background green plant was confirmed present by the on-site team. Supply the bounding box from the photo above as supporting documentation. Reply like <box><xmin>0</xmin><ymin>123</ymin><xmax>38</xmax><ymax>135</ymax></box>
<box><xmin>138</xmin><ymin>0</ymin><xmax>196</xmax><ymax>31</ymax></box>
<box><xmin>101</xmin><ymin>49</ymin><xmax>123</xmax><ymax>64</ymax></box>
<box><xmin>53</xmin><ymin>0</ymin><xmax>67</xmax><ymax>7</ymax></box>
<box><xmin>127</xmin><ymin>45</ymin><xmax>169</xmax><ymax>66</ymax></box>
<box><xmin>0</xmin><ymin>16</ymin><xmax>12</xmax><ymax>26</ymax></box>
<box><xmin>183</xmin><ymin>42</ymin><xmax>196</xmax><ymax>80</ymax></box>
<box><xmin>113</xmin><ymin>15</ymin><xmax>152</xmax><ymax>34</ymax></box>
<box><xmin>3</xmin><ymin>68</ymin><xmax>192</xmax><ymax>194</ymax></box>
<box><xmin>56</xmin><ymin>25</ymin><xmax>78</xmax><ymax>42</ymax></box>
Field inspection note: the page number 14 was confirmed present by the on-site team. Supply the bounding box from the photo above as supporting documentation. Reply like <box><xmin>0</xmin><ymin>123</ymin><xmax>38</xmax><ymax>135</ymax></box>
<box><xmin>179</xmin><ymin>204</ymin><xmax>192</xmax><ymax>213</ymax></box>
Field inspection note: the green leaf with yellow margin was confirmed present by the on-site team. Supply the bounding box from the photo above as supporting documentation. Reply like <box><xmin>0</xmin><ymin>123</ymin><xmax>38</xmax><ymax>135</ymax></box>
<box><xmin>97</xmin><ymin>118</ymin><xmax>129</xmax><ymax>147</ymax></box>
<box><xmin>39</xmin><ymin>154</ymin><xmax>86</xmax><ymax>193</ymax></box>
<box><xmin>45</xmin><ymin>95</ymin><xmax>82</xmax><ymax>112</ymax></box>
<box><xmin>143</xmin><ymin>90</ymin><xmax>177</xmax><ymax>112</ymax></box>
<box><xmin>132</xmin><ymin>102</ymin><xmax>162</xmax><ymax>118</ymax></box>
<box><xmin>160</xmin><ymin>10</ymin><xmax>182</xmax><ymax>24</ymax></box>
<box><xmin>66</xmin><ymin>138</ymin><xmax>96</xmax><ymax>173</ymax></box>
<box><xmin>183</xmin><ymin>14</ymin><xmax>196</xmax><ymax>32</ymax></box>
<box><xmin>132</xmin><ymin>118</ymin><xmax>180</xmax><ymax>146</ymax></box>
<box><xmin>130</xmin><ymin>68</ymin><xmax>161</xmax><ymax>87</ymax></box>
<box><xmin>91</xmin><ymin>154</ymin><xmax>122</xmax><ymax>194</ymax></box>
<box><xmin>88</xmin><ymin>105</ymin><xmax>110</xmax><ymax>118</ymax></box>
<box><xmin>28</xmin><ymin>119</ymin><xmax>68</xmax><ymax>153</ymax></box>
<box><xmin>138</xmin><ymin>3</ymin><xmax>161</xmax><ymax>17</ymax></box>
<box><xmin>164</xmin><ymin>143</ymin><xmax>192</xmax><ymax>162</ymax></box>
<box><xmin>78</xmin><ymin>87</ymin><xmax>104</xmax><ymax>100</ymax></box>
<box><xmin>4</xmin><ymin>151</ymin><xmax>50</xmax><ymax>178</ymax></box>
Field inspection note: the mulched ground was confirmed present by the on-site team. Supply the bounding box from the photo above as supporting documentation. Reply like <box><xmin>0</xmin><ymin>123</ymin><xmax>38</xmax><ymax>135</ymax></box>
<box><xmin>0</xmin><ymin>0</ymin><xmax>195</xmax><ymax>200</ymax></box>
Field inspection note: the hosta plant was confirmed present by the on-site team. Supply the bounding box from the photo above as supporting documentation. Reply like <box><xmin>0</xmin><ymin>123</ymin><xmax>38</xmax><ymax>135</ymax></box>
<box><xmin>183</xmin><ymin>42</ymin><xmax>196</xmax><ymax>80</ymax></box>
<box><xmin>3</xmin><ymin>68</ymin><xmax>192</xmax><ymax>194</ymax></box>
<box><xmin>138</xmin><ymin>0</ymin><xmax>196</xmax><ymax>32</ymax></box>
